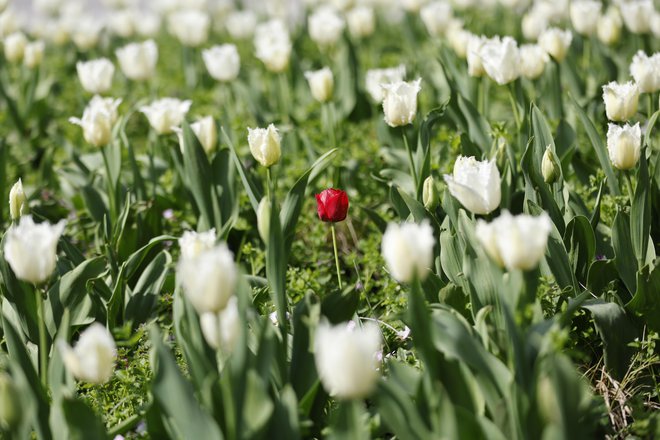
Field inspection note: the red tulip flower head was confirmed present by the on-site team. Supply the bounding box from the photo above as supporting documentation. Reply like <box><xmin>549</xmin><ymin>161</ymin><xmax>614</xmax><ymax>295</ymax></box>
<box><xmin>316</xmin><ymin>188</ymin><xmax>349</xmax><ymax>223</ymax></box>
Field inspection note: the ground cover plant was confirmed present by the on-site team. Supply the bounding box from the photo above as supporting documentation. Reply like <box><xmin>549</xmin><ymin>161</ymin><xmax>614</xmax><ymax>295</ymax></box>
<box><xmin>0</xmin><ymin>0</ymin><xmax>659</xmax><ymax>438</ymax></box>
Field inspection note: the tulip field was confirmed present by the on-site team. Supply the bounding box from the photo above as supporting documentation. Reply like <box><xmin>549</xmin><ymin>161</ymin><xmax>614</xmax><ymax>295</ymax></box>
<box><xmin>1</xmin><ymin>0</ymin><xmax>660</xmax><ymax>438</ymax></box>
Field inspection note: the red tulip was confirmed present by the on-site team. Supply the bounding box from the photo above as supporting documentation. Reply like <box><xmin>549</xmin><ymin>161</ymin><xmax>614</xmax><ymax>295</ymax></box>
<box><xmin>315</xmin><ymin>188</ymin><xmax>349</xmax><ymax>223</ymax></box>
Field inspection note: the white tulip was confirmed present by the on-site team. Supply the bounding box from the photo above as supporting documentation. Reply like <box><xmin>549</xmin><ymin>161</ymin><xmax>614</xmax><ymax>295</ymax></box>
<box><xmin>475</xmin><ymin>211</ymin><xmax>552</xmax><ymax>271</ymax></box>
<box><xmin>257</xmin><ymin>197</ymin><xmax>270</xmax><ymax>243</ymax></box>
<box><xmin>8</xmin><ymin>179</ymin><xmax>26</xmax><ymax>221</ymax></box>
<box><xmin>202</xmin><ymin>44</ymin><xmax>240</xmax><ymax>82</ymax></box>
<box><xmin>225</xmin><ymin>10</ymin><xmax>257</xmax><ymax>39</ymax></box>
<box><xmin>607</xmin><ymin>122</ymin><xmax>641</xmax><ymax>170</ymax></box>
<box><xmin>140</xmin><ymin>98</ymin><xmax>192</xmax><ymax>135</ymax></box>
<box><xmin>365</xmin><ymin>65</ymin><xmax>406</xmax><ymax>102</ymax></box>
<box><xmin>305</xmin><ymin>67</ymin><xmax>334</xmax><ymax>103</ymax></box>
<box><xmin>519</xmin><ymin>44</ymin><xmax>549</xmax><ymax>79</ymax></box>
<box><xmin>71</xmin><ymin>17</ymin><xmax>103</xmax><ymax>51</ymax></box>
<box><xmin>77</xmin><ymin>58</ymin><xmax>115</xmax><ymax>94</ymax></box>
<box><xmin>3</xmin><ymin>31</ymin><xmax>26</xmax><ymax>63</ymax></box>
<box><xmin>480</xmin><ymin>36</ymin><xmax>521</xmax><ymax>85</ymax></box>
<box><xmin>420</xmin><ymin>1</ymin><xmax>454</xmax><ymax>37</ymax></box>
<box><xmin>177</xmin><ymin>243</ymin><xmax>237</xmax><ymax>314</ymax></box>
<box><xmin>69</xmin><ymin>96</ymin><xmax>121</xmax><ymax>147</ymax></box>
<box><xmin>108</xmin><ymin>9</ymin><xmax>135</xmax><ymax>38</ymax></box>
<box><xmin>602</xmin><ymin>81</ymin><xmax>639</xmax><ymax>121</ymax></box>
<box><xmin>254</xmin><ymin>19</ymin><xmax>291</xmax><ymax>73</ymax></box>
<box><xmin>381</xmin><ymin>221</ymin><xmax>435</xmax><ymax>283</ymax></box>
<box><xmin>116</xmin><ymin>40</ymin><xmax>158</xmax><ymax>81</ymax></box>
<box><xmin>23</xmin><ymin>40</ymin><xmax>44</xmax><ymax>69</ymax></box>
<box><xmin>569</xmin><ymin>0</ymin><xmax>602</xmax><ymax>36</ymax></box>
<box><xmin>597</xmin><ymin>7</ymin><xmax>622</xmax><ymax>45</ymax></box>
<box><xmin>346</xmin><ymin>6</ymin><xmax>375</xmax><ymax>38</ymax></box>
<box><xmin>136</xmin><ymin>12</ymin><xmax>161</xmax><ymax>37</ymax></box>
<box><xmin>538</xmin><ymin>27</ymin><xmax>572</xmax><ymax>62</ymax></box>
<box><xmin>467</xmin><ymin>34</ymin><xmax>486</xmax><ymax>78</ymax></box>
<box><xmin>444</xmin><ymin>156</ymin><xmax>501</xmax><ymax>215</ymax></box>
<box><xmin>630</xmin><ymin>51</ymin><xmax>660</xmax><ymax>94</ymax></box>
<box><xmin>179</xmin><ymin>229</ymin><xmax>216</xmax><ymax>259</ymax></box>
<box><xmin>167</xmin><ymin>9</ymin><xmax>210</xmax><ymax>47</ymax></box>
<box><xmin>521</xmin><ymin>10</ymin><xmax>549</xmax><ymax>41</ymax></box>
<box><xmin>200</xmin><ymin>296</ymin><xmax>240</xmax><ymax>352</ymax></box>
<box><xmin>382</xmin><ymin>78</ymin><xmax>422</xmax><ymax>127</ymax></box>
<box><xmin>619</xmin><ymin>0</ymin><xmax>653</xmax><ymax>34</ymax></box>
<box><xmin>4</xmin><ymin>215</ymin><xmax>65</xmax><ymax>284</ymax></box>
<box><xmin>59</xmin><ymin>323</ymin><xmax>116</xmax><ymax>384</ymax></box>
<box><xmin>402</xmin><ymin>0</ymin><xmax>428</xmax><ymax>12</ymax></box>
<box><xmin>0</xmin><ymin>9</ymin><xmax>17</xmax><ymax>39</ymax></box>
<box><xmin>247</xmin><ymin>124</ymin><xmax>281</xmax><ymax>167</ymax></box>
<box><xmin>308</xmin><ymin>6</ymin><xmax>345</xmax><ymax>47</ymax></box>
<box><xmin>175</xmin><ymin>116</ymin><xmax>217</xmax><ymax>154</ymax></box>
<box><xmin>314</xmin><ymin>320</ymin><xmax>381</xmax><ymax>400</ymax></box>
<box><xmin>446</xmin><ymin>20</ymin><xmax>471</xmax><ymax>58</ymax></box>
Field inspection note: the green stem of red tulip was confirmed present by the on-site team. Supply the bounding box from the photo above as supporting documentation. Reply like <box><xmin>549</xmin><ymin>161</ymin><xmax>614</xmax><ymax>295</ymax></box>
<box><xmin>401</xmin><ymin>127</ymin><xmax>417</xmax><ymax>188</ymax></box>
<box><xmin>35</xmin><ymin>286</ymin><xmax>48</xmax><ymax>388</ymax></box>
<box><xmin>331</xmin><ymin>224</ymin><xmax>343</xmax><ymax>290</ymax></box>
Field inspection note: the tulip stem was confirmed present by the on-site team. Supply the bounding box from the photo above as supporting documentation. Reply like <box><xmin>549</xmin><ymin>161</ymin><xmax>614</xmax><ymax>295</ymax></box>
<box><xmin>624</xmin><ymin>171</ymin><xmax>635</xmax><ymax>203</ymax></box>
<box><xmin>35</xmin><ymin>287</ymin><xmax>48</xmax><ymax>388</ymax></box>
<box><xmin>266</xmin><ymin>167</ymin><xmax>272</xmax><ymax>202</ymax></box>
<box><xmin>401</xmin><ymin>127</ymin><xmax>417</xmax><ymax>188</ymax></box>
<box><xmin>331</xmin><ymin>224</ymin><xmax>343</xmax><ymax>290</ymax></box>
<box><xmin>507</xmin><ymin>84</ymin><xmax>522</xmax><ymax>131</ymax></box>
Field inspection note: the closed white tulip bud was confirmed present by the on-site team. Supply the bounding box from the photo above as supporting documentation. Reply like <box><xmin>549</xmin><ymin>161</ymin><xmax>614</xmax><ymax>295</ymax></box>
<box><xmin>521</xmin><ymin>11</ymin><xmax>549</xmax><ymax>41</ymax></box>
<box><xmin>254</xmin><ymin>20</ymin><xmax>292</xmax><ymax>73</ymax></box>
<box><xmin>630</xmin><ymin>51</ymin><xmax>660</xmax><ymax>94</ymax></box>
<box><xmin>136</xmin><ymin>12</ymin><xmax>161</xmax><ymax>37</ymax></box>
<box><xmin>248</xmin><ymin>124</ymin><xmax>281</xmax><ymax>167</ymax></box>
<box><xmin>59</xmin><ymin>323</ymin><xmax>116</xmax><ymax>384</ymax></box>
<box><xmin>381</xmin><ymin>220</ymin><xmax>435</xmax><ymax>283</ymax></box>
<box><xmin>519</xmin><ymin>44</ymin><xmax>549</xmax><ymax>79</ymax></box>
<box><xmin>108</xmin><ymin>9</ymin><xmax>135</xmax><ymax>38</ymax></box>
<box><xmin>4</xmin><ymin>215</ymin><xmax>65</xmax><ymax>284</ymax></box>
<box><xmin>257</xmin><ymin>197</ymin><xmax>270</xmax><ymax>243</ymax></box>
<box><xmin>423</xmin><ymin>176</ymin><xmax>439</xmax><ymax>210</ymax></box>
<box><xmin>71</xmin><ymin>17</ymin><xmax>103</xmax><ymax>51</ymax></box>
<box><xmin>602</xmin><ymin>81</ymin><xmax>639</xmax><ymax>121</ymax></box>
<box><xmin>140</xmin><ymin>98</ymin><xmax>192</xmax><ymax>135</ymax></box>
<box><xmin>444</xmin><ymin>156</ymin><xmax>501</xmax><ymax>215</ymax></box>
<box><xmin>538</xmin><ymin>27</ymin><xmax>572</xmax><ymax>62</ymax></box>
<box><xmin>69</xmin><ymin>96</ymin><xmax>121</xmax><ymax>147</ymax></box>
<box><xmin>446</xmin><ymin>20</ymin><xmax>471</xmax><ymax>58</ymax></box>
<box><xmin>475</xmin><ymin>211</ymin><xmax>552</xmax><ymax>271</ymax></box>
<box><xmin>365</xmin><ymin>64</ymin><xmax>406</xmax><ymax>102</ymax></box>
<box><xmin>467</xmin><ymin>34</ymin><xmax>486</xmax><ymax>78</ymax></box>
<box><xmin>347</xmin><ymin>6</ymin><xmax>375</xmax><ymax>38</ymax></box>
<box><xmin>177</xmin><ymin>243</ymin><xmax>237</xmax><ymax>314</ymax></box>
<box><xmin>116</xmin><ymin>39</ymin><xmax>158</xmax><ymax>81</ymax></box>
<box><xmin>0</xmin><ymin>9</ymin><xmax>17</xmax><ymax>39</ymax></box>
<box><xmin>308</xmin><ymin>6</ymin><xmax>345</xmax><ymax>47</ymax></box>
<box><xmin>619</xmin><ymin>0</ymin><xmax>653</xmax><ymax>34</ymax></box>
<box><xmin>9</xmin><ymin>178</ymin><xmax>26</xmax><ymax>221</ymax></box>
<box><xmin>23</xmin><ymin>40</ymin><xmax>44</xmax><ymax>69</ymax></box>
<box><xmin>305</xmin><ymin>67</ymin><xmax>334</xmax><ymax>103</ymax></box>
<box><xmin>479</xmin><ymin>36</ymin><xmax>520</xmax><ymax>85</ymax></box>
<box><xmin>167</xmin><ymin>9</ymin><xmax>209</xmax><ymax>47</ymax></box>
<box><xmin>382</xmin><ymin>78</ymin><xmax>422</xmax><ymax>127</ymax></box>
<box><xmin>597</xmin><ymin>8</ymin><xmax>622</xmax><ymax>45</ymax></box>
<box><xmin>3</xmin><ymin>31</ymin><xmax>26</xmax><ymax>63</ymax></box>
<box><xmin>225</xmin><ymin>10</ymin><xmax>257</xmax><ymax>40</ymax></box>
<box><xmin>179</xmin><ymin>229</ymin><xmax>216</xmax><ymax>260</ymax></box>
<box><xmin>190</xmin><ymin>116</ymin><xmax>217</xmax><ymax>154</ymax></box>
<box><xmin>607</xmin><ymin>122</ymin><xmax>641</xmax><ymax>170</ymax></box>
<box><xmin>542</xmin><ymin>146</ymin><xmax>561</xmax><ymax>184</ymax></box>
<box><xmin>0</xmin><ymin>373</ymin><xmax>19</xmax><ymax>430</ymax></box>
<box><xmin>77</xmin><ymin>58</ymin><xmax>115</xmax><ymax>94</ymax></box>
<box><xmin>569</xmin><ymin>0</ymin><xmax>602</xmax><ymax>36</ymax></box>
<box><xmin>314</xmin><ymin>320</ymin><xmax>381</xmax><ymax>400</ymax></box>
<box><xmin>420</xmin><ymin>1</ymin><xmax>454</xmax><ymax>37</ymax></box>
<box><xmin>202</xmin><ymin>44</ymin><xmax>240</xmax><ymax>82</ymax></box>
<box><xmin>200</xmin><ymin>296</ymin><xmax>240</xmax><ymax>352</ymax></box>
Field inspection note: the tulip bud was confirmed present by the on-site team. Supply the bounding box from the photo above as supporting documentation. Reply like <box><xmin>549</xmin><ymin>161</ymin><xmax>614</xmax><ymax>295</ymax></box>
<box><xmin>619</xmin><ymin>0</ymin><xmax>653</xmax><ymax>34</ymax></box>
<box><xmin>0</xmin><ymin>373</ymin><xmax>19</xmax><ymax>430</ymax></box>
<box><xmin>3</xmin><ymin>31</ymin><xmax>27</xmax><ymax>63</ymax></box>
<box><xmin>23</xmin><ymin>40</ymin><xmax>44</xmax><ymax>69</ymax></box>
<box><xmin>247</xmin><ymin>124</ymin><xmax>281</xmax><ymax>167</ymax></box>
<box><xmin>443</xmin><ymin>156</ymin><xmax>501</xmax><ymax>215</ymax></box>
<box><xmin>536</xmin><ymin>374</ymin><xmax>561</xmax><ymax>424</ymax></box>
<box><xmin>422</xmin><ymin>176</ymin><xmax>439</xmax><ymax>210</ymax></box>
<box><xmin>71</xmin><ymin>17</ymin><xmax>103</xmax><ymax>51</ymax></box>
<box><xmin>308</xmin><ymin>6</ymin><xmax>345</xmax><ymax>47</ymax></box>
<box><xmin>69</xmin><ymin>96</ymin><xmax>121</xmax><ymax>147</ymax></box>
<box><xmin>179</xmin><ymin>229</ymin><xmax>216</xmax><ymax>260</ymax></box>
<box><xmin>519</xmin><ymin>44</ymin><xmax>549</xmax><ymax>80</ymax></box>
<box><xmin>316</xmin><ymin>188</ymin><xmax>349</xmax><ymax>223</ymax></box>
<box><xmin>542</xmin><ymin>146</ymin><xmax>561</xmax><ymax>184</ymax></box>
<box><xmin>314</xmin><ymin>320</ymin><xmax>381</xmax><ymax>400</ymax></box>
<box><xmin>630</xmin><ymin>51</ymin><xmax>660</xmax><ymax>94</ymax></box>
<box><xmin>538</xmin><ymin>27</ymin><xmax>572</xmax><ymax>62</ymax></box>
<box><xmin>108</xmin><ymin>9</ymin><xmax>135</xmax><ymax>38</ymax></box>
<box><xmin>200</xmin><ymin>296</ymin><xmax>240</xmax><ymax>352</ymax></box>
<box><xmin>167</xmin><ymin>9</ymin><xmax>210</xmax><ymax>47</ymax></box>
<box><xmin>467</xmin><ymin>34</ymin><xmax>486</xmax><ymax>78</ymax></box>
<box><xmin>59</xmin><ymin>323</ymin><xmax>116</xmax><ymax>384</ymax></box>
<box><xmin>479</xmin><ymin>36</ymin><xmax>521</xmax><ymax>85</ymax></box>
<box><xmin>346</xmin><ymin>6</ymin><xmax>375</xmax><ymax>39</ymax></box>
<box><xmin>116</xmin><ymin>40</ymin><xmax>159</xmax><ymax>81</ymax></box>
<box><xmin>77</xmin><ymin>58</ymin><xmax>115</xmax><ymax>94</ymax></box>
<box><xmin>139</xmin><ymin>98</ymin><xmax>192</xmax><ymax>135</ymax></box>
<box><xmin>597</xmin><ymin>8</ymin><xmax>622</xmax><ymax>45</ymax></box>
<box><xmin>254</xmin><ymin>20</ymin><xmax>291</xmax><ymax>73</ymax></box>
<box><xmin>189</xmin><ymin>116</ymin><xmax>217</xmax><ymax>154</ymax></box>
<box><xmin>382</xmin><ymin>78</ymin><xmax>422</xmax><ymax>127</ymax></box>
<box><xmin>382</xmin><ymin>221</ymin><xmax>434</xmax><ymax>283</ymax></box>
<box><xmin>475</xmin><ymin>211</ymin><xmax>552</xmax><ymax>271</ymax></box>
<box><xmin>365</xmin><ymin>65</ymin><xmax>406</xmax><ymax>102</ymax></box>
<box><xmin>602</xmin><ymin>81</ymin><xmax>639</xmax><ymax>122</ymax></box>
<box><xmin>257</xmin><ymin>197</ymin><xmax>271</xmax><ymax>243</ymax></box>
<box><xmin>420</xmin><ymin>1</ymin><xmax>454</xmax><ymax>37</ymax></box>
<box><xmin>4</xmin><ymin>215</ymin><xmax>65</xmax><ymax>284</ymax></box>
<box><xmin>305</xmin><ymin>67</ymin><xmax>334</xmax><ymax>103</ymax></box>
<box><xmin>521</xmin><ymin>11</ymin><xmax>548</xmax><ymax>41</ymax></box>
<box><xmin>9</xmin><ymin>178</ymin><xmax>26</xmax><ymax>221</ymax></box>
<box><xmin>226</xmin><ymin>10</ymin><xmax>257</xmax><ymax>40</ymax></box>
<box><xmin>569</xmin><ymin>0</ymin><xmax>601</xmax><ymax>36</ymax></box>
<box><xmin>607</xmin><ymin>123</ymin><xmax>641</xmax><ymax>170</ymax></box>
<box><xmin>202</xmin><ymin>44</ymin><xmax>240</xmax><ymax>82</ymax></box>
<box><xmin>446</xmin><ymin>20</ymin><xmax>471</xmax><ymax>58</ymax></box>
